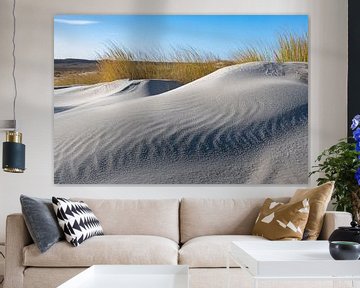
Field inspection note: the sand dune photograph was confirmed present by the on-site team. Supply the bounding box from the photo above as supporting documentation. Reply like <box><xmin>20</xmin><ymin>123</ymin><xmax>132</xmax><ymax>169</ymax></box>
<box><xmin>54</xmin><ymin>15</ymin><xmax>308</xmax><ymax>184</ymax></box>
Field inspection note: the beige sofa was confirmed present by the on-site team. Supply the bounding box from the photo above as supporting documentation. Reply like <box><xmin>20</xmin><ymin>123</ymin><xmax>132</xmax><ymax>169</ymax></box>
<box><xmin>4</xmin><ymin>198</ymin><xmax>352</xmax><ymax>288</ymax></box>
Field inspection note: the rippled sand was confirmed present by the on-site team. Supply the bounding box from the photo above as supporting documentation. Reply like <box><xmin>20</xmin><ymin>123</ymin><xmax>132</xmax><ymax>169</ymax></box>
<box><xmin>54</xmin><ymin>62</ymin><xmax>308</xmax><ymax>184</ymax></box>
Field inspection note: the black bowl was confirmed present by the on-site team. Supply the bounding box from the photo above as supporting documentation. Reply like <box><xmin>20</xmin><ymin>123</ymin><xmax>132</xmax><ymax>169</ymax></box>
<box><xmin>329</xmin><ymin>241</ymin><xmax>360</xmax><ymax>260</ymax></box>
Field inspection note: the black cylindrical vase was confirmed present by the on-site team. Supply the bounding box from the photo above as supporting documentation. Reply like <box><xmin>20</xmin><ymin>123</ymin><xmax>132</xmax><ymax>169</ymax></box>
<box><xmin>2</xmin><ymin>131</ymin><xmax>25</xmax><ymax>173</ymax></box>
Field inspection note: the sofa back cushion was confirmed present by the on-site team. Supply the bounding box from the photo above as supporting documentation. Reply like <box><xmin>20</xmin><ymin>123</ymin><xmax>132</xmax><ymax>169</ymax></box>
<box><xmin>180</xmin><ymin>198</ymin><xmax>289</xmax><ymax>243</ymax></box>
<box><xmin>72</xmin><ymin>198</ymin><xmax>179</xmax><ymax>243</ymax></box>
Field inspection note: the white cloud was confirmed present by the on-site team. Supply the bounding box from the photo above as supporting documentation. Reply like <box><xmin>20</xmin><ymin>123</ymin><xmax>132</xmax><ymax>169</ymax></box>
<box><xmin>54</xmin><ymin>19</ymin><xmax>99</xmax><ymax>25</ymax></box>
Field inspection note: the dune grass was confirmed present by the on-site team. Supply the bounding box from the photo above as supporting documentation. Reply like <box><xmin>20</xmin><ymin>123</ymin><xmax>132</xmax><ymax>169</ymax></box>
<box><xmin>97</xmin><ymin>45</ymin><xmax>162</xmax><ymax>82</ymax></box>
<box><xmin>55</xmin><ymin>72</ymin><xmax>100</xmax><ymax>86</ymax></box>
<box><xmin>95</xmin><ymin>45</ymin><xmax>224</xmax><ymax>84</ymax></box>
<box><xmin>54</xmin><ymin>31</ymin><xmax>308</xmax><ymax>86</ymax></box>
<box><xmin>274</xmin><ymin>32</ymin><xmax>308</xmax><ymax>62</ymax></box>
<box><xmin>234</xmin><ymin>49</ymin><xmax>265</xmax><ymax>63</ymax></box>
<box><xmin>233</xmin><ymin>46</ymin><xmax>270</xmax><ymax>64</ymax></box>
<box><xmin>170</xmin><ymin>47</ymin><xmax>226</xmax><ymax>84</ymax></box>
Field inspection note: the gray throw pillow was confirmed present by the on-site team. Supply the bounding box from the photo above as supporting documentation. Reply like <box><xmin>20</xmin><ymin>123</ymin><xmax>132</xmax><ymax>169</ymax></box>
<box><xmin>20</xmin><ymin>195</ymin><xmax>64</xmax><ymax>253</ymax></box>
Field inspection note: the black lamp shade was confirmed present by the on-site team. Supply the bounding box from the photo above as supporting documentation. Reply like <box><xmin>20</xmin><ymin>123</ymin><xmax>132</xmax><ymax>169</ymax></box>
<box><xmin>3</xmin><ymin>141</ymin><xmax>25</xmax><ymax>173</ymax></box>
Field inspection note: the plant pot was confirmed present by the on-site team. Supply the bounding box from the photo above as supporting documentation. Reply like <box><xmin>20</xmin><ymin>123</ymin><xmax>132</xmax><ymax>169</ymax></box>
<box><xmin>329</xmin><ymin>241</ymin><xmax>360</xmax><ymax>260</ymax></box>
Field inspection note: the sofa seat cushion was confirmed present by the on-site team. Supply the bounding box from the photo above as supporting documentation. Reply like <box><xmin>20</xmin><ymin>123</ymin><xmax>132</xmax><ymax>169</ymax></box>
<box><xmin>23</xmin><ymin>235</ymin><xmax>178</xmax><ymax>267</ymax></box>
<box><xmin>179</xmin><ymin>235</ymin><xmax>267</xmax><ymax>268</ymax></box>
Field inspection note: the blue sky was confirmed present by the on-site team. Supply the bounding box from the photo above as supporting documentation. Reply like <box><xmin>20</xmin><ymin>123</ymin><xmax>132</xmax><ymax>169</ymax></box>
<box><xmin>54</xmin><ymin>15</ymin><xmax>308</xmax><ymax>60</ymax></box>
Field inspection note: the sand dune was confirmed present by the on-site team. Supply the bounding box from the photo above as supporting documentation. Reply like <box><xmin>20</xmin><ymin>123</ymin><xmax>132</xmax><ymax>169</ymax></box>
<box><xmin>54</xmin><ymin>62</ymin><xmax>308</xmax><ymax>184</ymax></box>
<box><xmin>54</xmin><ymin>79</ymin><xmax>182</xmax><ymax>113</ymax></box>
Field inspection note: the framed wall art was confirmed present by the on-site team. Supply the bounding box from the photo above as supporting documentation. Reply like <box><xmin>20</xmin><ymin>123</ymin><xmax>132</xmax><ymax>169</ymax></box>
<box><xmin>54</xmin><ymin>15</ymin><xmax>308</xmax><ymax>184</ymax></box>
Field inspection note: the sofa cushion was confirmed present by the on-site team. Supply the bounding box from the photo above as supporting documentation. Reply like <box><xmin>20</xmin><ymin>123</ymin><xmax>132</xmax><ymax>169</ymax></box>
<box><xmin>24</xmin><ymin>268</ymin><xmax>86</xmax><ymax>288</ymax></box>
<box><xmin>179</xmin><ymin>235</ymin><xmax>267</xmax><ymax>268</ymax></box>
<box><xmin>52</xmin><ymin>197</ymin><xmax>104</xmax><ymax>247</ymax></box>
<box><xmin>20</xmin><ymin>195</ymin><xmax>64</xmax><ymax>253</ymax></box>
<box><xmin>180</xmin><ymin>198</ymin><xmax>289</xmax><ymax>243</ymax></box>
<box><xmin>252</xmin><ymin>198</ymin><xmax>310</xmax><ymax>240</ymax></box>
<box><xmin>72</xmin><ymin>199</ymin><xmax>179</xmax><ymax>243</ymax></box>
<box><xmin>290</xmin><ymin>181</ymin><xmax>334</xmax><ymax>240</ymax></box>
<box><xmin>23</xmin><ymin>235</ymin><xmax>178</xmax><ymax>267</ymax></box>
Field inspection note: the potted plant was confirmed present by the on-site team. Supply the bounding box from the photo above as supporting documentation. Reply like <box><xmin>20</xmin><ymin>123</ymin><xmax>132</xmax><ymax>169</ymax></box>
<box><xmin>310</xmin><ymin>115</ymin><xmax>360</xmax><ymax>222</ymax></box>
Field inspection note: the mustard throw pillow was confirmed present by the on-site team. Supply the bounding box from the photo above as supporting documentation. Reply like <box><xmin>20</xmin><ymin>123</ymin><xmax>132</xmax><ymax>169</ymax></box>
<box><xmin>252</xmin><ymin>198</ymin><xmax>310</xmax><ymax>240</ymax></box>
<box><xmin>289</xmin><ymin>181</ymin><xmax>334</xmax><ymax>240</ymax></box>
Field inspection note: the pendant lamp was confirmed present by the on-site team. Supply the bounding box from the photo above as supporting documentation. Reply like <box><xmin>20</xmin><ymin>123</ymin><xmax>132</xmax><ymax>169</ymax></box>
<box><xmin>1</xmin><ymin>0</ymin><xmax>26</xmax><ymax>173</ymax></box>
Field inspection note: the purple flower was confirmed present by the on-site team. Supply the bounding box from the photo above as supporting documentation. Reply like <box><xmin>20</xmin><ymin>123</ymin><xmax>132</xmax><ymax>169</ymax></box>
<box><xmin>354</xmin><ymin>128</ymin><xmax>360</xmax><ymax>142</ymax></box>
<box><xmin>356</xmin><ymin>167</ymin><xmax>360</xmax><ymax>186</ymax></box>
<box><xmin>352</xmin><ymin>115</ymin><xmax>360</xmax><ymax>130</ymax></box>
<box><xmin>350</xmin><ymin>115</ymin><xmax>360</xmax><ymax>186</ymax></box>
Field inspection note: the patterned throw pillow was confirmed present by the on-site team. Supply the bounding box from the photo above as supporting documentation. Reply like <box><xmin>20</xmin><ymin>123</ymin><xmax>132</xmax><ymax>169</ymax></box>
<box><xmin>289</xmin><ymin>181</ymin><xmax>334</xmax><ymax>240</ymax></box>
<box><xmin>52</xmin><ymin>197</ymin><xmax>104</xmax><ymax>247</ymax></box>
<box><xmin>252</xmin><ymin>198</ymin><xmax>310</xmax><ymax>240</ymax></box>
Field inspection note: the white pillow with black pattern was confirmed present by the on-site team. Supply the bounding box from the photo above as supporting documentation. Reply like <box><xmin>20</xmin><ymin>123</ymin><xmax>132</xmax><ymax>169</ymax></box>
<box><xmin>52</xmin><ymin>197</ymin><xmax>104</xmax><ymax>247</ymax></box>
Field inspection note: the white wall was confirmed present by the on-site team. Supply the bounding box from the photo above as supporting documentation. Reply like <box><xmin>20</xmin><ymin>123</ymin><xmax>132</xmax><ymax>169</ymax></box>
<box><xmin>0</xmin><ymin>0</ymin><xmax>348</xmax><ymax>242</ymax></box>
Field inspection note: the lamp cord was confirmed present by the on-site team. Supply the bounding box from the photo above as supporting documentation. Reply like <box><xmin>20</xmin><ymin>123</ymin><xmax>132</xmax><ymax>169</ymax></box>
<box><xmin>11</xmin><ymin>0</ymin><xmax>17</xmax><ymax>130</ymax></box>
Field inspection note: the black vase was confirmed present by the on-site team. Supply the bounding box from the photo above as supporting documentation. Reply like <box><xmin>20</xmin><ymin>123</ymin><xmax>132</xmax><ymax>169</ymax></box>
<box><xmin>328</xmin><ymin>221</ymin><xmax>360</xmax><ymax>244</ymax></box>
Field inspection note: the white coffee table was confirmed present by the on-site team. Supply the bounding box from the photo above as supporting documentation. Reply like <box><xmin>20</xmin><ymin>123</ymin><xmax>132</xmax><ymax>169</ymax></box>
<box><xmin>58</xmin><ymin>265</ymin><xmax>189</xmax><ymax>288</ymax></box>
<box><xmin>228</xmin><ymin>241</ymin><xmax>360</xmax><ymax>288</ymax></box>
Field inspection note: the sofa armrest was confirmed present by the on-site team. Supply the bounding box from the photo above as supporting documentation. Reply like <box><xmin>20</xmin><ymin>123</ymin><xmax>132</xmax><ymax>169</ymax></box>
<box><xmin>4</xmin><ymin>214</ymin><xmax>32</xmax><ymax>288</ymax></box>
<box><xmin>318</xmin><ymin>211</ymin><xmax>352</xmax><ymax>240</ymax></box>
